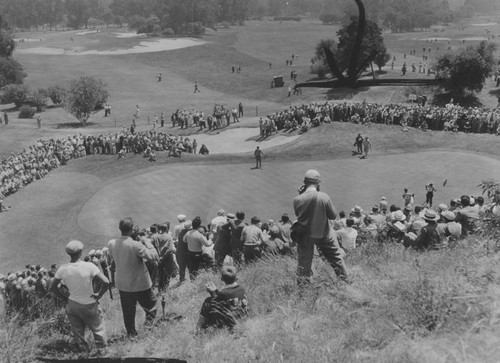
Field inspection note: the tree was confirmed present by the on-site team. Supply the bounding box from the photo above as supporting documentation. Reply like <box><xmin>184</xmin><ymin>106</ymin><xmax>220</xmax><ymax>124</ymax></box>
<box><xmin>64</xmin><ymin>77</ymin><xmax>109</xmax><ymax>125</ymax></box>
<box><xmin>66</xmin><ymin>0</ymin><xmax>91</xmax><ymax>29</ymax></box>
<box><xmin>0</xmin><ymin>57</ymin><xmax>26</xmax><ymax>88</ymax></box>
<box><xmin>435</xmin><ymin>41</ymin><xmax>497</xmax><ymax>99</ymax></box>
<box><xmin>0</xmin><ymin>29</ymin><xmax>15</xmax><ymax>58</ymax></box>
<box><xmin>46</xmin><ymin>85</ymin><xmax>66</xmax><ymax>105</ymax></box>
<box><xmin>310</xmin><ymin>39</ymin><xmax>337</xmax><ymax>78</ymax></box>
<box><xmin>2</xmin><ymin>84</ymin><xmax>31</xmax><ymax>108</ymax></box>
<box><xmin>336</xmin><ymin>17</ymin><xmax>390</xmax><ymax>74</ymax></box>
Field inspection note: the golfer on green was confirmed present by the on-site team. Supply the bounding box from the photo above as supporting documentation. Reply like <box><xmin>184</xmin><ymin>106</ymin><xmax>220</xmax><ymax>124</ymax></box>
<box><xmin>254</xmin><ymin>146</ymin><xmax>264</xmax><ymax>169</ymax></box>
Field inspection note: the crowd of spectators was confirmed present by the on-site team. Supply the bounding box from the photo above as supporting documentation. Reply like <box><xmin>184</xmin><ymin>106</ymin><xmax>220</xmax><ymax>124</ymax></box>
<box><xmin>0</xmin><ymin>129</ymin><xmax>196</xmax><ymax>211</ymax></box>
<box><xmin>259</xmin><ymin>100</ymin><xmax>500</xmax><ymax>135</ymax></box>
<box><xmin>1</xmin><ymin>187</ymin><xmax>496</xmax><ymax>322</ymax></box>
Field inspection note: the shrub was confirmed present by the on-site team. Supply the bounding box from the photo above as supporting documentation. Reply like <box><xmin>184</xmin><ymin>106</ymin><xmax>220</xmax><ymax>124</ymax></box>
<box><xmin>30</xmin><ymin>89</ymin><xmax>47</xmax><ymax>112</ymax></box>
<box><xmin>18</xmin><ymin>105</ymin><xmax>36</xmax><ymax>118</ymax></box>
<box><xmin>2</xmin><ymin>84</ymin><xmax>31</xmax><ymax>107</ymax></box>
<box><xmin>161</xmin><ymin>28</ymin><xmax>175</xmax><ymax>37</ymax></box>
<box><xmin>46</xmin><ymin>85</ymin><xmax>66</xmax><ymax>105</ymax></box>
<box><xmin>319</xmin><ymin>13</ymin><xmax>338</xmax><ymax>24</ymax></box>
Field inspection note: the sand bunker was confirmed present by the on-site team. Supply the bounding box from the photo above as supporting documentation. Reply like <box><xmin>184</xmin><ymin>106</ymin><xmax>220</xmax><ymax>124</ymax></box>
<box><xmin>191</xmin><ymin>127</ymin><xmax>300</xmax><ymax>154</ymax></box>
<box><xmin>114</xmin><ymin>32</ymin><xmax>142</xmax><ymax>38</ymax></box>
<box><xmin>14</xmin><ymin>37</ymin><xmax>43</xmax><ymax>42</ymax></box>
<box><xmin>459</xmin><ymin>37</ymin><xmax>489</xmax><ymax>41</ymax></box>
<box><xmin>15</xmin><ymin>38</ymin><xmax>205</xmax><ymax>56</ymax></box>
<box><xmin>75</xmin><ymin>30</ymin><xmax>99</xmax><ymax>35</ymax></box>
<box><xmin>471</xmin><ymin>22</ymin><xmax>497</xmax><ymax>26</ymax></box>
<box><xmin>418</xmin><ymin>37</ymin><xmax>451</xmax><ymax>41</ymax></box>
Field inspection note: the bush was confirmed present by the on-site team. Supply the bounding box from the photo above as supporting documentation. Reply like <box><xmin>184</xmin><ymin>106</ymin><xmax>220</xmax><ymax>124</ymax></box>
<box><xmin>273</xmin><ymin>16</ymin><xmax>301</xmax><ymax>22</ymax></box>
<box><xmin>46</xmin><ymin>85</ymin><xmax>66</xmax><ymax>105</ymax></box>
<box><xmin>30</xmin><ymin>89</ymin><xmax>47</xmax><ymax>112</ymax></box>
<box><xmin>18</xmin><ymin>105</ymin><xmax>36</xmax><ymax>118</ymax></box>
<box><xmin>2</xmin><ymin>84</ymin><xmax>30</xmax><ymax>107</ymax></box>
<box><xmin>161</xmin><ymin>28</ymin><xmax>175</xmax><ymax>37</ymax></box>
<box><xmin>319</xmin><ymin>13</ymin><xmax>338</xmax><ymax>24</ymax></box>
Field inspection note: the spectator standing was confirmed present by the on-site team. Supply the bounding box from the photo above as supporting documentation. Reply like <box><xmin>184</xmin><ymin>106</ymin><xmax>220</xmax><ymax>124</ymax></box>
<box><xmin>293</xmin><ymin>170</ymin><xmax>349</xmax><ymax>284</ymax></box>
<box><xmin>50</xmin><ymin>240</ymin><xmax>109</xmax><ymax>350</ymax></box>
<box><xmin>108</xmin><ymin>217</ymin><xmax>159</xmax><ymax>337</ymax></box>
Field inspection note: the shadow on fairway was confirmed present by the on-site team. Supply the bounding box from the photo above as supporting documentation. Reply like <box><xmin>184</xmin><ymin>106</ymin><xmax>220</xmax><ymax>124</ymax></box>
<box><xmin>54</xmin><ymin>122</ymin><xmax>98</xmax><ymax>129</ymax></box>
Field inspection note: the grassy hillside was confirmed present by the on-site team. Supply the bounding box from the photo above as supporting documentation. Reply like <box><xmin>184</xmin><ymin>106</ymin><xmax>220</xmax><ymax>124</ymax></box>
<box><xmin>3</xmin><ymin>239</ymin><xmax>500</xmax><ymax>362</ymax></box>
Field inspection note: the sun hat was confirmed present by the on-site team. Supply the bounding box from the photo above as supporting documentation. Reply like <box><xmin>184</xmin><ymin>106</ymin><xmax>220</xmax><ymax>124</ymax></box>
<box><xmin>183</xmin><ymin>220</ymin><xmax>193</xmax><ymax>230</ymax></box>
<box><xmin>441</xmin><ymin>211</ymin><xmax>456</xmax><ymax>221</ymax></box>
<box><xmin>304</xmin><ymin>169</ymin><xmax>320</xmax><ymax>184</ymax></box>
<box><xmin>65</xmin><ymin>240</ymin><xmax>84</xmax><ymax>255</ymax></box>
<box><xmin>353</xmin><ymin>206</ymin><xmax>363</xmax><ymax>214</ymax></box>
<box><xmin>227</xmin><ymin>213</ymin><xmax>236</xmax><ymax>220</ymax></box>
<box><xmin>423</xmin><ymin>209</ymin><xmax>440</xmax><ymax>221</ymax></box>
<box><xmin>393</xmin><ymin>210</ymin><xmax>406</xmax><ymax>221</ymax></box>
<box><xmin>88</xmin><ymin>249</ymin><xmax>96</xmax><ymax>256</ymax></box>
<box><xmin>437</xmin><ymin>203</ymin><xmax>448</xmax><ymax>212</ymax></box>
<box><xmin>7</xmin><ymin>274</ymin><xmax>15</xmax><ymax>281</ymax></box>
<box><xmin>102</xmin><ymin>247</ymin><xmax>109</xmax><ymax>253</ymax></box>
<box><xmin>95</xmin><ymin>250</ymin><xmax>103</xmax><ymax>257</ymax></box>
<box><xmin>217</xmin><ymin>209</ymin><xmax>225</xmax><ymax>216</ymax></box>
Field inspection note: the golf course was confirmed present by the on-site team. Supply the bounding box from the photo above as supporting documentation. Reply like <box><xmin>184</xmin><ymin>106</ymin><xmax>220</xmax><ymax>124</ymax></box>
<box><xmin>1</xmin><ymin>11</ymin><xmax>500</xmax><ymax>362</ymax></box>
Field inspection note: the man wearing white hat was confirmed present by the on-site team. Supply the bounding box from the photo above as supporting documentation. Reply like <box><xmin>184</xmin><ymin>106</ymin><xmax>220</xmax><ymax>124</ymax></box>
<box><xmin>406</xmin><ymin>210</ymin><xmax>447</xmax><ymax>250</ymax></box>
<box><xmin>293</xmin><ymin>169</ymin><xmax>349</xmax><ymax>283</ymax></box>
<box><xmin>50</xmin><ymin>240</ymin><xmax>109</xmax><ymax>349</ymax></box>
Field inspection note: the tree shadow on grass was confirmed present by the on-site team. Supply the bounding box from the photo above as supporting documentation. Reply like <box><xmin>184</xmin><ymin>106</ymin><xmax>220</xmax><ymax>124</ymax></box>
<box><xmin>325</xmin><ymin>87</ymin><xmax>371</xmax><ymax>101</ymax></box>
<box><xmin>54</xmin><ymin>122</ymin><xmax>97</xmax><ymax>129</ymax></box>
<box><xmin>432</xmin><ymin>92</ymin><xmax>483</xmax><ymax>108</ymax></box>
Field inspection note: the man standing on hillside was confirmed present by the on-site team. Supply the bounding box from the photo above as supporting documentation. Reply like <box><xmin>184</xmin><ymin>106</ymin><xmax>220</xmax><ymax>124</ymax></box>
<box><xmin>254</xmin><ymin>146</ymin><xmax>264</xmax><ymax>169</ymax></box>
<box><xmin>293</xmin><ymin>170</ymin><xmax>349</xmax><ymax>284</ymax></box>
<box><xmin>108</xmin><ymin>217</ymin><xmax>159</xmax><ymax>337</ymax></box>
<box><xmin>50</xmin><ymin>240</ymin><xmax>109</xmax><ymax>350</ymax></box>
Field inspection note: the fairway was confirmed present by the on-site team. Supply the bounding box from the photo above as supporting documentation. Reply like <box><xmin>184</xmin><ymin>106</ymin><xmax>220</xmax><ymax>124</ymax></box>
<box><xmin>77</xmin><ymin>150</ymin><xmax>500</xmax><ymax>237</ymax></box>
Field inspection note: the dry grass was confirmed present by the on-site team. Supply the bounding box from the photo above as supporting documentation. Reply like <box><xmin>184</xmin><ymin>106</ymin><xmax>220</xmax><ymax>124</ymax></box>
<box><xmin>3</xmin><ymin>238</ymin><xmax>499</xmax><ymax>363</ymax></box>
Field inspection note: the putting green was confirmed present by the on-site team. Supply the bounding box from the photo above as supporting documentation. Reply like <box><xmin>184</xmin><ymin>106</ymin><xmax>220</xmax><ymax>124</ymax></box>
<box><xmin>78</xmin><ymin>150</ymin><xmax>500</xmax><ymax>237</ymax></box>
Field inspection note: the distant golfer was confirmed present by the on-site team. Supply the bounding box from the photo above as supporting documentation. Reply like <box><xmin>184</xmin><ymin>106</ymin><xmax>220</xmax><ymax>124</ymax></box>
<box><xmin>36</xmin><ymin>116</ymin><xmax>41</xmax><ymax>129</ymax></box>
<box><xmin>425</xmin><ymin>181</ymin><xmax>437</xmax><ymax>207</ymax></box>
<box><xmin>157</xmin><ymin>73</ymin><xmax>162</xmax><ymax>82</ymax></box>
<box><xmin>194</xmin><ymin>82</ymin><xmax>200</xmax><ymax>93</ymax></box>
<box><xmin>354</xmin><ymin>134</ymin><xmax>363</xmax><ymax>154</ymax></box>
<box><xmin>360</xmin><ymin>137</ymin><xmax>372</xmax><ymax>159</ymax></box>
<box><xmin>254</xmin><ymin>146</ymin><xmax>264</xmax><ymax>169</ymax></box>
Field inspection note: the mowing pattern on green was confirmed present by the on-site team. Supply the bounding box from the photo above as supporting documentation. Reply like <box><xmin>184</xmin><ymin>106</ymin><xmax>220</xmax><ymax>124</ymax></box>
<box><xmin>78</xmin><ymin>151</ymin><xmax>500</xmax><ymax>237</ymax></box>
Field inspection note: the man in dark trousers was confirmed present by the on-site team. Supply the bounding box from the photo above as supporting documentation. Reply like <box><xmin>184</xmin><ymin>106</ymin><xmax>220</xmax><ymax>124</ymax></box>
<box><xmin>254</xmin><ymin>146</ymin><xmax>264</xmax><ymax>169</ymax></box>
<box><xmin>107</xmin><ymin>217</ymin><xmax>158</xmax><ymax>337</ymax></box>
<box><xmin>354</xmin><ymin>134</ymin><xmax>363</xmax><ymax>154</ymax></box>
<box><xmin>293</xmin><ymin>170</ymin><xmax>349</xmax><ymax>284</ymax></box>
<box><xmin>238</xmin><ymin>102</ymin><xmax>244</xmax><ymax>117</ymax></box>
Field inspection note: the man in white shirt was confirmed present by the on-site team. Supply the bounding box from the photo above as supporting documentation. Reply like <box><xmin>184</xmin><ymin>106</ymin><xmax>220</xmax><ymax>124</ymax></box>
<box><xmin>50</xmin><ymin>240</ymin><xmax>109</xmax><ymax>350</ymax></box>
<box><xmin>337</xmin><ymin>218</ymin><xmax>358</xmax><ymax>252</ymax></box>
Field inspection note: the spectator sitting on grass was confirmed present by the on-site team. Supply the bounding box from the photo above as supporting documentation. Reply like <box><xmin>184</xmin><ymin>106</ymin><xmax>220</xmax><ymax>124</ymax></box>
<box><xmin>197</xmin><ymin>265</ymin><xmax>248</xmax><ymax>331</ymax></box>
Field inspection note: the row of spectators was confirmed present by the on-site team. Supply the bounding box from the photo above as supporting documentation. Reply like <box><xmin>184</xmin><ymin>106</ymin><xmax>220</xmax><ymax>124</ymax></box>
<box><xmin>259</xmin><ymin>100</ymin><xmax>500</xmax><ymax>135</ymax></box>
<box><xmin>1</xmin><ymin>189</ymin><xmax>496</xmax><ymax>320</ymax></box>
<box><xmin>0</xmin><ymin>129</ymin><xmax>195</xmax><ymax>210</ymax></box>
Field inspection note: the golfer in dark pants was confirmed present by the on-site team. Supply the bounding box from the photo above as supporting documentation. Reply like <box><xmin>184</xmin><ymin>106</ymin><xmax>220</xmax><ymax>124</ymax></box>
<box><xmin>254</xmin><ymin>146</ymin><xmax>264</xmax><ymax>169</ymax></box>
